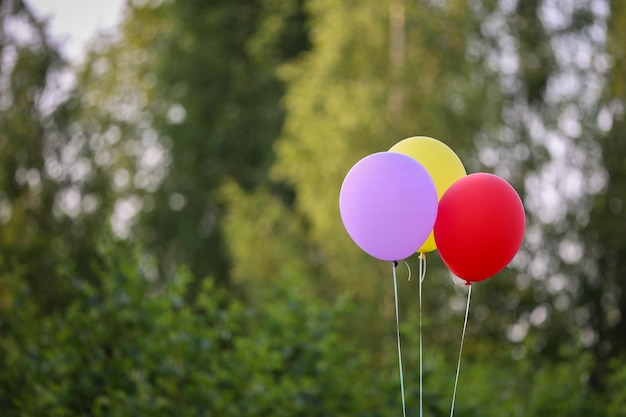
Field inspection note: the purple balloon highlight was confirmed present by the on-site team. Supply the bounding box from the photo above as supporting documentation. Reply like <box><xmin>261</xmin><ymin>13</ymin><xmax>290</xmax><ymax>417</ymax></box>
<box><xmin>339</xmin><ymin>152</ymin><xmax>438</xmax><ymax>262</ymax></box>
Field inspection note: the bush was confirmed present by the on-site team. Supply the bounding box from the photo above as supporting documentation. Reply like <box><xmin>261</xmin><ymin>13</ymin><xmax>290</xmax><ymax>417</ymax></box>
<box><xmin>0</xmin><ymin>243</ymin><xmax>396</xmax><ymax>416</ymax></box>
<box><xmin>0</xmin><ymin>241</ymin><xmax>617</xmax><ymax>416</ymax></box>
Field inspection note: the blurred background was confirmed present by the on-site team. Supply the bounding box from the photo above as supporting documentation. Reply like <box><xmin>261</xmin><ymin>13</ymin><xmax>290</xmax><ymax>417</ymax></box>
<box><xmin>0</xmin><ymin>0</ymin><xmax>625</xmax><ymax>415</ymax></box>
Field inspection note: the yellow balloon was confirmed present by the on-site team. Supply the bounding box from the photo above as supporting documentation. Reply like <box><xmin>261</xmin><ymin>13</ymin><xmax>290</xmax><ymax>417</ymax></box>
<box><xmin>389</xmin><ymin>136</ymin><xmax>466</xmax><ymax>253</ymax></box>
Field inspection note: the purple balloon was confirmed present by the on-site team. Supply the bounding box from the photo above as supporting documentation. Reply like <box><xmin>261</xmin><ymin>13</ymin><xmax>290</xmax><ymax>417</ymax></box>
<box><xmin>339</xmin><ymin>152</ymin><xmax>438</xmax><ymax>262</ymax></box>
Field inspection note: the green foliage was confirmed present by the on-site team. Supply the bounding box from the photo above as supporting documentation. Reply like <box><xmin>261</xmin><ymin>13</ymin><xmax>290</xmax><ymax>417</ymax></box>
<box><xmin>0</xmin><ymin>0</ymin><xmax>114</xmax><ymax>311</ymax></box>
<box><xmin>451</xmin><ymin>352</ymin><xmax>599</xmax><ymax>416</ymax></box>
<box><xmin>4</xmin><ymin>0</ymin><xmax>626</xmax><ymax>415</ymax></box>
<box><xmin>0</xmin><ymin>241</ymin><xmax>399</xmax><ymax>416</ymax></box>
<box><xmin>221</xmin><ymin>181</ymin><xmax>312</xmax><ymax>289</ymax></box>
<box><xmin>267</xmin><ymin>0</ymin><xmax>498</xmax><ymax>302</ymax></box>
<box><xmin>1</xmin><ymin>238</ymin><xmax>616</xmax><ymax>417</ymax></box>
<box><xmin>119</xmin><ymin>0</ymin><xmax>311</xmax><ymax>282</ymax></box>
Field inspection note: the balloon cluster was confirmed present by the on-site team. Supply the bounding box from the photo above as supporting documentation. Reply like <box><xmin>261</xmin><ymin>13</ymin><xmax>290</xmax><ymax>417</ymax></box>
<box><xmin>339</xmin><ymin>136</ymin><xmax>525</xmax><ymax>283</ymax></box>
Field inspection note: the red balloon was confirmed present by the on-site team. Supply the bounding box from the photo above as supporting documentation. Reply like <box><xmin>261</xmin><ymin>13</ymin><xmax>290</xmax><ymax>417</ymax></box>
<box><xmin>433</xmin><ymin>173</ymin><xmax>525</xmax><ymax>283</ymax></box>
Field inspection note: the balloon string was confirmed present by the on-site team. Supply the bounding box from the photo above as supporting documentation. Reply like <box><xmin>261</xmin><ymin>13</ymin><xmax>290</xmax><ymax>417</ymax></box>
<box><xmin>392</xmin><ymin>262</ymin><xmax>407</xmax><ymax>417</ymax></box>
<box><xmin>419</xmin><ymin>252</ymin><xmax>427</xmax><ymax>283</ymax></box>
<box><xmin>418</xmin><ymin>253</ymin><xmax>426</xmax><ymax>417</ymax></box>
<box><xmin>404</xmin><ymin>261</ymin><xmax>412</xmax><ymax>281</ymax></box>
<box><xmin>449</xmin><ymin>284</ymin><xmax>472</xmax><ymax>417</ymax></box>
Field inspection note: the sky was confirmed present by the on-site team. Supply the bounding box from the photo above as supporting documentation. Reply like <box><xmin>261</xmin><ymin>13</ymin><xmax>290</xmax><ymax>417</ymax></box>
<box><xmin>27</xmin><ymin>0</ymin><xmax>127</xmax><ymax>63</ymax></box>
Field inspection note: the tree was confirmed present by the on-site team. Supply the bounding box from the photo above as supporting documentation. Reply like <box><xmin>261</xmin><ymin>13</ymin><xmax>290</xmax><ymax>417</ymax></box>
<box><xmin>235</xmin><ymin>0</ymin><xmax>623</xmax><ymax>375</ymax></box>
<box><xmin>0</xmin><ymin>0</ymin><xmax>114</xmax><ymax>311</ymax></box>
<box><xmin>74</xmin><ymin>0</ymin><xmax>312</xmax><ymax>285</ymax></box>
<box><xmin>580</xmin><ymin>0</ymin><xmax>626</xmax><ymax>387</ymax></box>
<box><xmin>259</xmin><ymin>0</ymin><xmax>506</xmax><ymax>347</ymax></box>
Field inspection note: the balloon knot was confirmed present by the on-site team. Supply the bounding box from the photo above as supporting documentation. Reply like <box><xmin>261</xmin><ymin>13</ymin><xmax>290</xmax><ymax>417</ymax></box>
<box><xmin>464</xmin><ymin>280</ymin><xmax>471</xmax><ymax>286</ymax></box>
<box><xmin>393</xmin><ymin>261</ymin><xmax>399</xmax><ymax>268</ymax></box>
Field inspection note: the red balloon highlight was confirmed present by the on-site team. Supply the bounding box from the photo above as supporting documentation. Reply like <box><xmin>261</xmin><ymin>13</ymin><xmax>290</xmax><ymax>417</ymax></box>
<box><xmin>433</xmin><ymin>173</ymin><xmax>525</xmax><ymax>283</ymax></box>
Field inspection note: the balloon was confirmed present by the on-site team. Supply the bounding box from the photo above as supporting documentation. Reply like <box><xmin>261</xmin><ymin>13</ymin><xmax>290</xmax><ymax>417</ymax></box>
<box><xmin>339</xmin><ymin>152</ymin><xmax>438</xmax><ymax>262</ymax></box>
<box><xmin>389</xmin><ymin>136</ymin><xmax>466</xmax><ymax>253</ymax></box>
<box><xmin>433</xmin><ymin>173</ymin><xmax>525</xmax><ymax>283</ymax></box>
